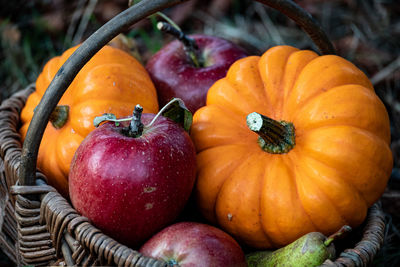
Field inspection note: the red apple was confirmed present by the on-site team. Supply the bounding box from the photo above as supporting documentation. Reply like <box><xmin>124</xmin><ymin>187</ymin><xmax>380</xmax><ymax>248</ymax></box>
<box><xmin>69</xmin><ymin>105</ymin><xmax>196</xmax><ymax>248</ymax></box>
<box><xmin>140</xmin><ymin>222</ymin><xmax>247</xmax><ymax>267</ymax></box>
<box><xmin>146</xmin><ymin>22</ymin><xmax>248</xmax><ymax>113</ymax></box>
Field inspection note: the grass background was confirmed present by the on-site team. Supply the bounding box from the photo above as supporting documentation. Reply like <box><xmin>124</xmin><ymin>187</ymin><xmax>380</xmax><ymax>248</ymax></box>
<box><xmin>0</xmin><ymin>0</ymin><xmax>399</xmax><ymax>266</ymax></box>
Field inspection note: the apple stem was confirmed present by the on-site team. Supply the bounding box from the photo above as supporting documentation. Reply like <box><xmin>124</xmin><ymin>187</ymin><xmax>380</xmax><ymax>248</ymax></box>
<box><xmin>92</xmin><ymin>106</ymin><xmax>144</xmax><ymax>138</ymax></box>
<box><xmin>93</xmin><ymin>99</ymin><xmax>188</xmax><ymax>135</ymax></box>
<box><xmin>123</xmin><ymin>104</ymin><xmax>144</xmax><ymax>137</ymax></box>
<box><xmin>157</xmin><ymin>21</ymin><xmax>202</xmax><ymax>68</ymax></box>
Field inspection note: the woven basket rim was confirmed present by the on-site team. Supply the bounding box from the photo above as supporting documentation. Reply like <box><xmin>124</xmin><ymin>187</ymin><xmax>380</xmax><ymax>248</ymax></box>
<box><xmin>0</xmin><ymin>0</ymin><xmax>389</xmax><ymax>265</ymax></box>
<box><xmin>0</xmin><ymin>85</ymin><xmax>387</xmax><ymax>267</ymax></box>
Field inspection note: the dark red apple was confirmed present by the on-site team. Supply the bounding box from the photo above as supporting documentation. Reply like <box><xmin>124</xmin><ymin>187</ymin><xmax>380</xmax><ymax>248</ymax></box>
<box><xmin>69</xmin><ymin>105</ymin><xmax>196</xmax><ymax>248</ymax></box>
<box><xmin>146</xmin><ymin>22</ymin><xmax>248</xmax><ymax>113</ymax></box>
<box><xmin>140</xmin><ymin>222</ymin><xmax>247</xmax><ymax>267</ymax></box>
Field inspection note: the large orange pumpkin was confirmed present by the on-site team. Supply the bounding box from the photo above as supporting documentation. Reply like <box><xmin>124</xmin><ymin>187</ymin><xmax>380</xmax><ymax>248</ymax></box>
<box><xmin>191</xmin><ymin>45</ymin><xmax>392</xmax><ymax>249</ymax></box>
<box><xmin>20</xmin><ymin>45</ymin><xmax>158</xmax><ymax>197</ymax></box>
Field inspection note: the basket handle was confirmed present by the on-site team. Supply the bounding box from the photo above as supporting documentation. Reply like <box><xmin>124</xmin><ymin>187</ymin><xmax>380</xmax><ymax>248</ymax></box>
<box><xmin>19</xmin><ymin>0</ymin><xmax>335</xmax><ymax>186</ymax></box>
<box><xmin>256</xmin><ymin>0</ymin><xmax>335</xmax><ymax>55</ymax></box>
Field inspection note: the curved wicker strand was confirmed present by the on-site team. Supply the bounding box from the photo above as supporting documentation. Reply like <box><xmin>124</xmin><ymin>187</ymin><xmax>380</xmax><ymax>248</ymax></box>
<box><xmin>0</xmin><ymin>85</ymin><xmax>35</xmax><ymax>266</ymax></box>
<box><xmin>0</xmin><ymin>85</ymin><xmax>35</xmax><ymax>192</ymax></box>
<box><xmin>10</xmin><ymin>188</ymin><xmax>57</xmax><ymax>266</ymax></box>
<box><xmin>320</xmin><ymin>202</ymin><xmax>385</xmax><ymax>267</ymax></box>
<box><xmin>0</xmin><ymin>84</ymin><xmax>388</xmax><ymax>266</ymax></box>
<box><xmin>19</xmin><ymin>0</ymin><xmax>188</xmax><ymax>187</ymax></box>
<box><xmin>40</xmin><ymin>191</ymin><xmax>167</xmax><ymax>266</ymax></box>
<box><xmin>19</xmin><ymin>0</ymin><xmax>336</xmax><ymax>188</ymax></box>
<box><xmin>10</xmin><ymin>181</ymin><xmax>169</xmax><ymax>266</ymax></box>
<box><xmin>256</xmin><ymin>0</ymin><xmax>335</xmax><ymax>55</ymax></box>
<box><xmin>0</xmin><ymin>155</ymin><xmax>18</xmax><ymax>264</ymax></box>
<box><xmin>0</xmin><ymin>0</ymin><xmax>382</xmax><ymax>265</ymax></box>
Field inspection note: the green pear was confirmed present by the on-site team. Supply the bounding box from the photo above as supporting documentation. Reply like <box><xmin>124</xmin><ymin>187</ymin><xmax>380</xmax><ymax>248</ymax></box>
<box><xmin>246</xmin><ymin>225</ymin><xmax>352</xmax><ymax>267</ymax></box>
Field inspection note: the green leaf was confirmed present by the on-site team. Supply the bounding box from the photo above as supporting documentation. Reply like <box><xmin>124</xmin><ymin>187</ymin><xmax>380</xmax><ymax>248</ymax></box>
<box><xmin>161</xmin><ymin>98</ymin><xmax>193</xmax><ymax>132</ymax></box>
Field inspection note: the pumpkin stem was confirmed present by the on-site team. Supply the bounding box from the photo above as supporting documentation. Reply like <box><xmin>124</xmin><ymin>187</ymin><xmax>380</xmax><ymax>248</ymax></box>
<box><xmin>246</xmin><ymin>112</ymin><xmax>295</xmax><ymax>154</ymax></box>
<box><xmin>324</xmin><ymin>225</ymin><xmax>352</xmax><ymax>247</ymax></box>
<box><xmin>157</xmin><ymin>21</ymin><xmax>203</xmax><ymax>68</ymax></box>
<box><xmin>49</xmin><ymin>105</ymin><xmax>69</xmax><ymax>129</ymax></box>
<box><xmin>122</xmin><ymin>104</ymin><xmax>144</xmax><ymax>138</ymax></box>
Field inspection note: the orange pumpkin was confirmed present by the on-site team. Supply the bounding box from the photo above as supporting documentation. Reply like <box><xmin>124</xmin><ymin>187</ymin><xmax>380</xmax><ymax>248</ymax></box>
<box><xmin>20</xmin><ymin>45</ymin><xmax>158</xmax><ymax>197</ymax></box>
<box><xmin>191</xmin><ymin>45</ymin><xmax>392</xmax><ymax>249</ymax></box>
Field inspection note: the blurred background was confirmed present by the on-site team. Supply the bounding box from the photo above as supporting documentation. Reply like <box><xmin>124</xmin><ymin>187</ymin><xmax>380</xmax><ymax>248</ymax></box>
<box><xmin>0</xmin><ymin>0</ymin><xmax>399</xmax><ymax>266</ymax></box>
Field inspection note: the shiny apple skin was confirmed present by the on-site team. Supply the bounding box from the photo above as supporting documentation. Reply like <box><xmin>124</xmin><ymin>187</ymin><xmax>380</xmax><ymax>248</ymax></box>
<box><xmin>140</xmin><ymin>222</ymin><xmax>247</xmax><ymax>267</ymax></box>
<box><xmin>69</xmin><ymin>114</ymin><xmax>197</xmax><ymax>248</ymax></box>
<box><xmin>146</xmin><ymin>34</ymin><xmax>248</xmax><ymax>113</ymax></box>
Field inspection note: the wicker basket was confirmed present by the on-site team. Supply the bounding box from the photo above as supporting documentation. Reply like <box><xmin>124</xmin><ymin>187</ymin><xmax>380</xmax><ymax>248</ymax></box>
<box><xmin>0</xmin><ymin>0</ymin><xmax>388</xmax><ymax>266</ymax></box>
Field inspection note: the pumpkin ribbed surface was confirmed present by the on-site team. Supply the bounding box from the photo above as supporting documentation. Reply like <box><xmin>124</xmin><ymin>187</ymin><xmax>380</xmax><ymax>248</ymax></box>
<box><xmin>20</xmin><ymin>45</ymin><xmax>158</xmax><ymax>197</ymax></box>
<box><xmin>191</xmin><ymin>45</ymin><xmax>392</xmax><ymax>249</ymax></box>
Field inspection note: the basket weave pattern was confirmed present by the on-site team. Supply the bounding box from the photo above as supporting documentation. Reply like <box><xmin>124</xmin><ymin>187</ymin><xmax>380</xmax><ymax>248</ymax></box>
<box><xmin>0</xmin><ymin>153</ymin><xmax>18</xmax><ymax>264</ymax></box>
<box><xmin>0</xmin><ymin>85</ymin><xmax>388</xmax><ymax>266</ymax></box>
<box><xmin>1</xmin><ymin>87</ymin><xmax>167</xmax><ymax>266</ymax></box>
<box><xmin>0</xmin><ymin>0</ymin><xmax>389</xmax><ymax>265</ymax></box>
<box><xmin>0</xmin><ymin>86</ymin><xmax>33</xmax><ymax>265</ymax></box>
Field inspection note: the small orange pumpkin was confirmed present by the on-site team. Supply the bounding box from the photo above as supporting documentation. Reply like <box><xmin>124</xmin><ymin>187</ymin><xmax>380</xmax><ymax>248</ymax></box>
<box><xmin>20</xmin><ymin>45</ymin><xmax>158</xmax><ymax>197</ymax></box>
<box><xmin>191</xmin><ymin>45</ymin><xmax>392</xmax><ymax>249</ymax></box>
